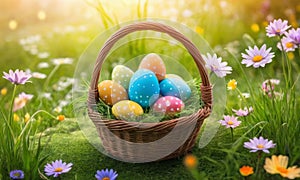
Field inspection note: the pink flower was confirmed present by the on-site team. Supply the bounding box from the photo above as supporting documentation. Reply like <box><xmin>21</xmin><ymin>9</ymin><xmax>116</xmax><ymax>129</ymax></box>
<box><xmin>244</xmin><ymin>136</ymin><xmax>276</xmax><ymax>153</ymax></box>
<box><xmin>13</xmin><ymin>92</ymin><xmax>33</xmax><ymax>112</ymax></box>
<box><xmin>202</xmin><ymin>53</ymin><xmax>232</xmax><ymax>78</ymax></box>
<box><xmin>219</xmin><ymin>115</ymin><xmax>241</xmax><ymax>128</ymax></box>
<box><xmin>277</xmin><ymin>36</ymin><xmax>296</xmax><ymax>52</ymax></box>
<box><xmin>286</xmin><ymin>28</ymin><xmax>300</xmax><ymax>46</ymax></box>
<box><xmin>241</xmin><ymin>44</ymin><xmax>275</xmax><ymax>68</ymax></box>
<box><xmin>232</xmin><ymin>107</ymin><xmax>253</xmax><ymax>117</ymax></box>
<box><xmin>3</xmin><ymin>69</ymin><xmax>31</xmax><ymax>85</ymax></box>
<box><xmin>262</xmin><ymin>79</ymin><xmax>280</xmax><ymax>93</ymax></box>
<box><xmin>266</xmin><ymin>19</ymin><xmax>291</xmax><ymax>37</ymax></box>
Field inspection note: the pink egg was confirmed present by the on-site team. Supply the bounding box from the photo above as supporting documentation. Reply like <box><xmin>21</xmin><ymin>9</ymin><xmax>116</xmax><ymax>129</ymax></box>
<box><xmin>152</xmin><ymin>96</ymin><xmax>185</xmax><ymax>115</ymax></box>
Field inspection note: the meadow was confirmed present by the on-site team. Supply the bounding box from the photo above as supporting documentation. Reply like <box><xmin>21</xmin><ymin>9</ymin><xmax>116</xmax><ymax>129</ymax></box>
<box><xmin>0</xmin><ymin>0</ymin><xmax>300</xmax><ymax>179</ymax></box>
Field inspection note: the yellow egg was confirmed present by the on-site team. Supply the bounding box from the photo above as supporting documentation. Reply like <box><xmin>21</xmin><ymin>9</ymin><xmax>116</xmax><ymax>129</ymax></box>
<box><xmin>139</xmin><ymin>53</ymin><xmax>166</xmax><ymax>81</ymax></box>
<box><xmin>98</xmin><ymin>80</ymin><xmax>128</xmax><ymax>105</ymax></box>
<box><xmin>112</xmin><ymin>100</ymin><xmax>144</xmax><ymax>121</ymax></box>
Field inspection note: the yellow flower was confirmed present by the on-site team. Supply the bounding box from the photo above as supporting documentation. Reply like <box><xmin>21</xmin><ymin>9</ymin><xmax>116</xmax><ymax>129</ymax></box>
<box><xmin>183</xmin><ymin>154</ymin><xmax>198</xmax><ymax>169</ymax></box>
<box><xmin>57</xmin><ymin>115</ymin><xmax>65</xmax><ymax>121</ymax></box>
<box><xmin>262</xmin><ymin>21</ymin><xmax>269</xmax><ymax>27</ymax></box>
<box><xmin>264</xmin><ymin>155</ymin><xmax>300</xmax><ymax>179</ymax></box>
<box><xmin>227</xmin><ymin>79</ymin><xmax>237</xmax><ymax>90</ymax></box>
<box><xmin>288</xmin><ymin>52</ymin><xmax>295</xmax><ymax>60</ymax></box>
<box><xmin>24</xmin><ymin>113</ymin><xmax>30</xmax><ymax>123</ymax></box>
<box><xmin>251</xmin><ymin>23</ymin><xmax>260</xmax><ymax>33</ymax></box>
<box><xmin>14</xmin><ymin>113</ymin><xmax>20</xmax><ymax>121</ymax></box>
<box><xmin>8</xmin><ymin>20</ymin><xmax>18</xmax><ymax>30</ymax></box>
<box><xmin>195</xmin><ymin>26</ymin><xmax>204</xmax><ymax>35</ymax></box>
<box><xmin>1</xmin><ymin>87</ymin><xmax>7</xmax><ymax>96</ymax></box>
<box><xmin>239</xmin><ymin>165</ymin><xmax>254</xmax><ymax>176</ymax></box>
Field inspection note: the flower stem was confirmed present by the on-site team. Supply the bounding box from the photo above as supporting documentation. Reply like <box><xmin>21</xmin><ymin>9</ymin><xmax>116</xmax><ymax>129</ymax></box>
<box><xmin>230</xmin><ymin>127</ymin><xmax>234</xmax><ymax>142</ymax></box>
<box><xmin>8</xmin><ymin>84</ymin><xmax>17</xmax><ymax>124</ymax></box>
<box><xmin>43</xmin><ymin>64</ymin><xmax>60</xmax><ymax>90</ymax></box>
<box><xmin>256</xmin><ymin>151</ymin><xmax>262</xmax><ymax>177</ymax></box>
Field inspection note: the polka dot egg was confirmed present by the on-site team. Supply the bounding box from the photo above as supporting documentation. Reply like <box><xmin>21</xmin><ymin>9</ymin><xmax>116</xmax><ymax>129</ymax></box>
<box><xmin>128</xmin><ymin>69</ymin><xmax>160</xmax><ymax>108</ymax></box>
<box><xmin>98</xmin><ymin>80</ymin><xmax>128</xmax><ymax>105</ymax></box>
<box><xmin>112</xmin><ymin>65</ymin><xmax>134</xmax><ymax>89</ymax></box>
<box><xmin>138</xmin><ymin>53</ymin><xmax>166</xmax><ymax>81</ymax></box>
<box><xmin>152</xmin><ymin>96</ymin><xmax>185</xmax><ymax>115</ymax></box>
<box><xmin>112</xmin><ymin>100</ymin><xmax>144</xmax><ymax>121</ymax></box>
<box><xmin>160</xmin><ymin>77</ymin><xmax>191</xmax><ymax>101</ymax></box>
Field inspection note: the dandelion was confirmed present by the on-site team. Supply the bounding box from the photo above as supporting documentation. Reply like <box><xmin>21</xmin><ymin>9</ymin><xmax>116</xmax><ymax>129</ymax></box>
<box><xmin>44</xmin><ymin>159</ymin><xmax>73</xmax><ymax>177</ymax></box>
<box><xmin>241</xmin><ymin>44</ymin><xmax>275</xmax><ymax>68</ymax></box>
<box><xmin>227</xmin><ymin>79</ymin><xmax>237</xmax><ymax>90</ymax></box>
<box><xmin>95</xmin><ymin>169</ymin><xmax>118</xmax><ymax>180</ymax></box>
<box><xmin>202</xmin><ymin>53</ymin><xmax>232</xmax><ymax>78</ymax></box>
<box><xmin>183</xmin><ymin>154</ymin><xmax>198</xmax><ymax>169</ymax></box>
<box><xmin>266</xmin><ymin>19</ymin><xmax>291</xmax><ymax>37</ymax></box>
<box><xmin>1</xmin><ymin>87</ymin><xmax>7</xmax><ymax>96</ymax></box>
<box><xmin>277</xmin><ymin>36</ymin><xmax>296</xmax><ymax>52</ymax></box>
<box><xmin>264</xmin><ymin>155</ymin><xmax>300</xmax><ymax>179</ymax></box>
<box><xmin>219</xmin><ymin>115</ymin><xmax>241</xmax><ymax>128</ymax></box>
<box><xmin>51</xmin><ymin>58</ymin><xmax>73</xmax><ymax>66</ymax></box>
<box><xmin>251</xmin><ymin>23</ymin><xmax>260</xmax><ymax>33</ymax></box>
<box><xmin>239</xmin><ymin>166</ymin><xmax>254</xmax><ymax>176</ymax></box>
<box><xmin>57</xmin><ymin>115</ymin><xmax>65</xmax><ymax>121</ymax></box>
<box><xmin>244</xmin><ymin>136</ymin><xmax>276</xmax><ymax>153</ymax></box>
<box><xmin>13</xmin><ymin>92</ymin><xmax>34</xmax><ymax>112</ymax></box>
<box><xmin>9</xmin><ymin>170</ymin><xmax>24</xmax><ymax>179</ymax></box>
<box><xmin>262</xmin><ymin>79</ymin><xmax>280</xmax><ymax>93</ymax></box>
<box><xmin>3</xmin><ymin>69</ymin><xmax>31</xmax><ymax>85</ymax></box>
<box><xmin>232</xmin><ymin>106</ymin><xmax>253</xmax><ymax>117</ymax></box>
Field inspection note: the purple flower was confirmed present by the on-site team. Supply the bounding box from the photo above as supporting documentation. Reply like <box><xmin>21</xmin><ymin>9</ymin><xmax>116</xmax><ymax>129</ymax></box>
<box><xmin>95</xmin><ymin>169</ymin><xmax>118</xmax><ymax>180</ymax></box>
<box><xmin>44</xmin><ymin>160</ymin><xmax>73</xmax><ymax>177</ymax></box>
<box><xmin>232</xmin><ymin>107</ymin><xmax>253</xmax><ymax>117</ymax></box>
<box><xmin>219</xmin><ymin>115</ymin><xmax>241</xmax><ymax>128</ymax></box>
<box><xmin>3</xmin><ymin>69</ymin><xmax>31</xmax><ymax>85</ymax></box>
<box><xmin>244</xmin><ymin>136</ymin><xmax>276</xmax><ymax>153</ymax></box>
<box><xmin>286</xmin><ymin>28</ymin><xmax>300</xmax><ymax>45</ymax></box>
<box><xmin>266</xmin><ymin>19</ymin><xmax>291</xmax><ymax>37</ymax></box>
<box><xmin>10</xmin><ymin>170</ymin><xmax>24</xmax><ymax>179</ymax></box>
<box><xmin>241</xmin><ymin>44</ymin><xmax>275</xmax><ymax>68</ymax></box>
<box><xmin>202</xmin><ymin>53</ymin><xmax>232</xmax><ymax>78</ymax></box>
<box><xmin>277</xmin><ymin>36</ymin><xmax>296</xmax><ymax>52</ymax></box>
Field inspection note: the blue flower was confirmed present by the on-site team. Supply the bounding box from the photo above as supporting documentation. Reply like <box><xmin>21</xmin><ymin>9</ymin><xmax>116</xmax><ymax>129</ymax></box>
<box><xmin>95</xmin><ymin>169</ymin><xmax>118</xmax><ymax>180</ymax></box>
<box><xmin>9</xmin><ymin>170</ymin><xmax>24</xmax><ymax>179</ymax></box>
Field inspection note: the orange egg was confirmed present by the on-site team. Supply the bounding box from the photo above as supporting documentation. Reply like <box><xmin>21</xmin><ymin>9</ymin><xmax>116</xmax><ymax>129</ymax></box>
<box><xmin>139</xmin><ymin>53</ymin><xmax>166</xmax><ymax>81</ymax></box>
<box><xmin>98</xmin><ymin>80</ymin><xmax>128</xmax><ymax>105</ymax></box>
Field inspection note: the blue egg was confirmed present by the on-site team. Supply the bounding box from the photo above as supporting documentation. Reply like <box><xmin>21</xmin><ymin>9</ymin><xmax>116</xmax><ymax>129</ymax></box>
<box><xmin>159</xmin><ymin>77</ymin><xmax>191</xmax><ymax>101</ymax></box>
<box><xmin>128</xmin><ymin>69</ymin><xmax>160</xmax><ymax>108</ymax></box>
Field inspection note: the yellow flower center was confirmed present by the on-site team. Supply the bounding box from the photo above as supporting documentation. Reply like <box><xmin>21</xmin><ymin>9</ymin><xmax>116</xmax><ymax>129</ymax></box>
<box><xmin>257</xmin><ymin>144</ymin><xmax>264</xmax><ymax>149</ymax></box>
<box><xmin>252</xmin><ymin>55</ymin><xmax>263</xmax><ymax>62</ymax></box>
<box><xmin>286</xmin><ymin>42</ymin><xmax>294</xmax><ymax>48</ymax></box>
<box><xmin>227</xmin><ymin>120</ymin><xmax>234</xmax><ymax>125</ymax></box>
<box><xmin>277</xmin><ymin>166</ymin><xmax>288</xmax><ymax>174</ymax></box>
<box><xmin>13</xmin><ymin>172</ymin><xmax>21</xmax><ymax>177</ymax></box>
<box><xmin>102</xmin><ymin>177</ymin><xmax>110</xmax><ymax>180</ymax></box>
<box><xmin>54</xmin><ymin>167</ymin><xmax>63</xmax><ymax>172</ymax></box>
<box><xmin>227</xmin><ymin>79</ymin><xmax>237</xmax><ymax>90</ymax></box>
<box><xmin>276</xmin><ymin>29</ymin><xmax>281</xmax><ymax>33</ymax></box>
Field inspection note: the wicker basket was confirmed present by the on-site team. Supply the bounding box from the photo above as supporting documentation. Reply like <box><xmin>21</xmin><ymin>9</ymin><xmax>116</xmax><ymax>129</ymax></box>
<box><xmin>87</xmin><ymin>21</ymin><xmax>212</xmax><ymax>163</ymax></box>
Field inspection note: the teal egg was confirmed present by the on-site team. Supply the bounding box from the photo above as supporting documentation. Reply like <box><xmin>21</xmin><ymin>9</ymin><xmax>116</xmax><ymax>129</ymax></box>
<box><xmin>159</xmin><ymin>77</ymin><xmax>191</xmax><ymax>101</ymax></box>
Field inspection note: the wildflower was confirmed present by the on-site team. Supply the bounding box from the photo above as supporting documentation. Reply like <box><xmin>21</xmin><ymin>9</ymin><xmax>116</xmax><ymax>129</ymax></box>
<box><xmin>264</xmin><ymin>155</ymin><xmax>300</xmax><ymax>179</ymax></box>
<box><xmin>232</xmin><ymin>107</ymin><xmax>253</xmax><ymax>117</ymax></box>
<box><xmin>202</xmin><ymin>53</ymin><xmax>232</xmax><ymax>78</ymax></box>
<box><xmin>32</xmin><ymin>72</ymin><xmax>47</xmax><ymax>79</ymax></box>
<box><xmin>3</xmin><ymin>69</ymin><xmax>31</xmax><ymax>85</ymax></box>
<box><xmin>9</xmin><ymin>169</ymin><xmax>24</xmax><ymax>179</ymax></box>
<box><xmin>8</xmin><ymin>20</ymin><xmax>18</xmax><ymax>30</ymax></box>
<box><xmin>51</xmin><ymin>58</ymin><xmax>73</xmax><ymax>66</ymax></box>
<box><xmin>227</xmin><ymin>79</ymin><xmax>237</xmax><ymax>90</ymax></box>
<box><xmin>244</xmin><ymin>136</ymin><xmax>276</xmax><ymax>153</ymax></box>
<box><xmin>24</xmin><ymin>113</ymin><xmax>30</xmax><ymax>123</ymax></box>
<box><xmin>14</xmin><ymin>113</ymin><xmax>20</xmax><ymax>121</ymax></box>
<box><xmin>13</xmin><ymin>92</ymin><xmax>34</xmax><ymax>112</ymax></box>
<box><xmin>183</xmin><ymin>154</ymin><xmax>198</xmax><ymax>169</ymax></box>
<box><xmin>288</xmin><ymin>52</ymin><xmax>295</xmax><ymax>60</ymax></box>
<box><xmin>241</xmin><ymin>44</ymin><xmax>275</xmax><ymax>68</ymax></box>
<box><xmin>277</xmin><ymin>36</ymin><xmax>296</xmax><ymax>52</ymax></box>
<box><xmin>1</xmin><ymin>87</ymin><xmax>7</xmax><ymax>96</ymax></box>
<box><xmin>95</xmin><ymin>169</ymin><xmax>118</xmax><ymax>180</ymax></box>
<box><xmin>251</xmin><ymin>23</ymin><xmax>260</xmax><ymax>33</ymax></box>
<box><xmin>57</xmin><ymin>115</ymin><xmax>65</xmax><ymax>121</ymax></box>
<box><xmin>195</xmin><ymin>26</ymin><xmax>204</xmax><ymax>35</ymax></box>
<box><xmin>262</xmin><ymin>79</ymin><xmax>280</xmax><ymax>93</ymax></box>
<box><xmin>53</xmin><ymin>106</ymin><xmax>62</xmax><ymax>113</ymax></box>
<box><xmin>239</xmin><ymin>166</ymin><xmax>254</xmax><ymax>176</ymax></box>
<box><xmin>238</xmin><ymin>92</ymin><xmax>250</xmax><ymax>99</ymax></box>
<box><xmin>219</xmin><ymin>115</ymin><xmax>241</xmax><ymax>128</ymax></box>
<box><xmin>286</xmin><ymin>28</ymin><xmax>300</xmax><ymax>46</ymax></box>
<box><xmin>37</xmin><ymin>62</ymin><xmax>50</xmax><ymax>69</ymax></box>
<box><xmin>266</xmin><ymin>19</ymin><xmax>291</xmax><ymax>37</ymax></box>
<box><xmin>44</xmin><ymin>159</ymin><xmax>73</xmax><ymax>177</ymax></box>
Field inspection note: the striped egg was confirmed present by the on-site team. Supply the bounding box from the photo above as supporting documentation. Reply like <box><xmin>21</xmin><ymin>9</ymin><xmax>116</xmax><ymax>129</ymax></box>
<box><xmin>152</xmin><ymin>96</ymin><xmax>185</xmax><ymax>115</ymax></box>
<box><xmin>159</xmin><ymin>77</ymin><xmax>191</xmax><ymax>101</ymax></box>
<box><xmin>128</xmin><ymin>69</ymin><xmax>160</xmax><ymax>108</ymax></box>
<box><xmin>112</xmin><ymin>65</ymin><xmax>134</xmax><ymax>89</ymax></box>
<box><xmin>112</xmin><ymin>100</ymin><xmax>144</xmax><ymax>121</ymax></box>
<box><xmin>138</xmin><ymin>53</ymin><xmax>166</xmax><ymax>81</ymax></box>
<box><xmin>97</xmin><ymin>80</ymin><xmax>128</xmax><ymax>105</ymax></box>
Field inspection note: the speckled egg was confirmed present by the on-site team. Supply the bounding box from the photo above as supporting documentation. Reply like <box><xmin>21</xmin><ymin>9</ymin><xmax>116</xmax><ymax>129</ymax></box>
<box><xmin>112</xmin><ymin>100</ymin><xmax>144</xmax><ymax>121</ymax></box>
<box><xmin>98</xmin><ymin>80</ymin><xmax>128</xmax><ymax>105</ymax></box>
<box><xmin>159</xmin><ymin>77</ymin><xmax>191</xmax><ymax>101</ymax></box>
<box><xmin>112</xmin><ymin>65</ymin><xmax>134</xmax><ymax>89</ymax></box>
<box><xmin>152</xmin><ymin>96</ymin><xmax>185</xmax><ymax>115</ymax></box>
<box><xmin>138</xmin><ymin>53</ymin><xmax>166</xmax><ymax>81</ymax></box>
<box><xmin>128</xmin><ymin>69</ymin><xmax>160</xmax><ymax>108</ymax></box>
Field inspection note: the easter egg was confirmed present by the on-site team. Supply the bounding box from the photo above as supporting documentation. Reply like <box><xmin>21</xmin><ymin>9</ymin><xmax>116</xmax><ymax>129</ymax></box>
<box><xmin>98</xmin><ymin>80</ymin><xmax>128</xmax><ymax>105</ymax></box>
<box><xmin>128</xmin><ymin>69</ymin><xmax>160</xmax><ymax>108</ymax></box>
<box><xmin>139</xmin><ymin>53</ymin><xmax>166</xmax><ymax>81</ymax></box>
<box><xmin>112</xmin><ymin>100</ymin><xmax>143</xmax><ymax>121</ymax></box>
<box><xmin>152</xmin><ymin>96</ymin><xmax>185</xmax><ymax>115</ymax></box>
<box><xmin>112</xmin><ymin>65</ymin><xmax>134</xmax><ymax>89</ymax></box>
<box><xmin>159</xmin><ymin>77</ymin><xmax>191</xmax><ymax>101</ymax></box>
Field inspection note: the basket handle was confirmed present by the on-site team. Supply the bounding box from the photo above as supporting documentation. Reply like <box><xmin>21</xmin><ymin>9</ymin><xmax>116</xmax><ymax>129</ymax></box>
<box><xmin>89</xmin><ymin>21</ymin><xmax>212</xmax><ymax>110</ymax></box>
